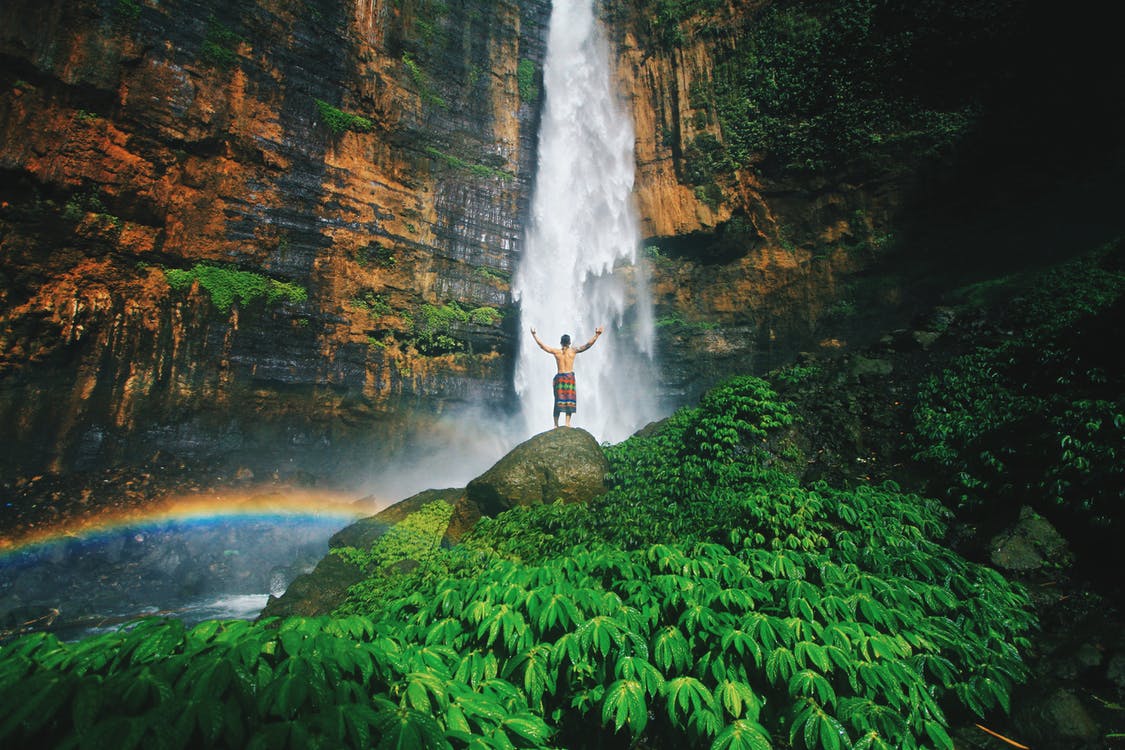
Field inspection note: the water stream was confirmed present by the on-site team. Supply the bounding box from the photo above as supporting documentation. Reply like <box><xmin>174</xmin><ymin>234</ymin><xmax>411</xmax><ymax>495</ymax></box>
<box><xmin>513</xmin><ymin>0</ymin><xmax>659</xmax><ymax>443</ymax></box>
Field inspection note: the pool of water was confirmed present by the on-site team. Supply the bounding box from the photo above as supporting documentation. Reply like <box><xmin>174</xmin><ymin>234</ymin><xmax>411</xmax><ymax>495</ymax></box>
<box><xmin>0</xmin><ymin>511</ymin><xmax>356</xmax><ymax>641</ymax></box>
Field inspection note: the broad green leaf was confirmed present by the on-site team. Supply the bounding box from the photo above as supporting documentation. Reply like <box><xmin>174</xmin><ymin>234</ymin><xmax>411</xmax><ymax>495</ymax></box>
<box><xmin>711</xmin><ymin>719</ymin><xmax>772</xmax><ymax>750</ymax></box>
<box><xmin>603</xmin><ymin>678</ymin><xmax>647</xmax><ymax>735</ymax></box>
<box><xmin>923</xmin><ymin>720</ymin><xmax>954</xmax><ymax>750</ymax></box>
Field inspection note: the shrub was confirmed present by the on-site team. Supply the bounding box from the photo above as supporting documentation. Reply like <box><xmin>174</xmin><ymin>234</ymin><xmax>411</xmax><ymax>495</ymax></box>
<box><xmin>0</xmin><ymin>372</ymin><xmax>1035</xmax><ymax>749</ymax></box>
<box><xmin>163</xmin><ymin>264</ymin><xmax>307</xmax><ymax>311</ymax></box>
<box><xmin>201</xmin><ymin>16</ymin><xmax>241</xmax><ymax>69</ymax></box>
<box><xmin>912</xmin><ymin>244</ymin><xmax>1125</xmax><ymax>534</ymax></box>
<box><xmin>517</xmin><ymin>59</ymin><xmax>539</xmax><ymax>103</ymax></box>
<box><xmin>413</xmin><ymin>301</ymin><xmax>470</xmax><ymax>355</ymax></box>
<box><xmin>314</xmin><ymin>99</ymin><xmax>373</xmax><ymax>134</ymax></box>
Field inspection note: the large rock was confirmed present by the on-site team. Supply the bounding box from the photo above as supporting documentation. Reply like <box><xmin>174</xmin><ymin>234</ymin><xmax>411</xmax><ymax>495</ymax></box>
<box><xmin>467</xmin><ymin>428</ymin><xmax>609</xmax><ymax>516</ymax></box>
<box><xmin>260</xmin><ymin>487</ymin><xmax>470</xmax><ymax>618</ymax></box>
<box><xmin>990</xmin><ymin>506</ymin><xmax>1071</xmax><ymax>572</ymax></box>
<box><xmin>330</xmin><ymin>488</ymin><xmax>466</xmax><ymax>549</ymax></box>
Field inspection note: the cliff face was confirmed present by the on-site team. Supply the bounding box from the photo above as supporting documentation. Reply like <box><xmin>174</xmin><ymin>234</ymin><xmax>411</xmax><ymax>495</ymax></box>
<box><xmin>4</xmin><ymin>0</ymin><xmax>1106</xmax><ymax>490</ymax></box>
<box><xmin>609</xmin><ymin>1</ymin><xmax>906</xmax><ymax>400</ymax></box>
<box><xmin>0</xmin><ymin>0</ymin><xmax>549</xmax><ymax>479</ymax></box>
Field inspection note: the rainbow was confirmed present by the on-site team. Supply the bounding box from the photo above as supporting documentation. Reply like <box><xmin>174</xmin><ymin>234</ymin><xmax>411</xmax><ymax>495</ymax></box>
<box><xmin>0</xmin><ymin>488</ymin><xmax>370</xmax><ymax>558</ymax></box>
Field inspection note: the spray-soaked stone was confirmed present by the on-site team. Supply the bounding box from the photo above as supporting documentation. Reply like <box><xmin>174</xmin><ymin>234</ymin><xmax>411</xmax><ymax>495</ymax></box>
<box><xmin>466</xmin><ymin>428</ymin><xmax>609</xmax><ymax>515</ymax></box>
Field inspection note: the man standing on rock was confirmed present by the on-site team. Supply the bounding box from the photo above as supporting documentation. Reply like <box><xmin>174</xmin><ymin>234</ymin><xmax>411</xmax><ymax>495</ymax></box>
<box><xmin>530</xmin><ymin>326</ymin><xmax>604</xmax><ymax>428</ymax></box>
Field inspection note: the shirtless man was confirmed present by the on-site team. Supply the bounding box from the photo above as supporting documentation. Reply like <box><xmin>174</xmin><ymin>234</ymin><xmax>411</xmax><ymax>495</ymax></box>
<box><xmin>530</xmin><ymin>326</ymin><xmax>604</xmax><ymax>427</ymax></box>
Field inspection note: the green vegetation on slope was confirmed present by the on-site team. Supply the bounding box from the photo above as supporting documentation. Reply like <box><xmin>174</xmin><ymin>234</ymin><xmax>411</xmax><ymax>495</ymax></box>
<box><xmin>912</xmin><ymin>243</ymin><xmax>1125</xmax><ymax>540</ymax></box>
<box><xmin>163</xmin><ymin>264</ymin><xmax>307</xmax><ymax>312</ymax></box>
<box><xmin>15</xmin><ymin>247</ymin><xmax>1124</xmax><ymax>748</ymax></box>
<box><xmin>314</xmin><ymin>99</ymin><xmax>374</xmax><ymax>134</ymax></box>
<box><xmin>0</xmin><ymin>372</ymin><xmax>1034</xmax><ymax>749</ymax></box>
<box><xmin>648</xmin><ymin>0</ymin><xmax>1023</xmax><ymax>176</ymax></box>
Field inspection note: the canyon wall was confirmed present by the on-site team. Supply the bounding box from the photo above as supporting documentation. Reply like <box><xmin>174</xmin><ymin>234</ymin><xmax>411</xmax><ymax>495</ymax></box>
<box><xmin>0</xmin><ymin>0</ymin><xmax>549</xmax><ymax>481</ymax></box>
<box><xmin>1</xmin><ymin>0</ymin><xmax>1068</xmax><ymax>486</ymax></box>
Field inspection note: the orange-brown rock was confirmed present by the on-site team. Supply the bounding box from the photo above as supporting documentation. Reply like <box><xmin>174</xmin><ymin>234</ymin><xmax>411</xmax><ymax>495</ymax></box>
<box><xmin>0</xmin><ymin>0</ymin><xmax>550</xmax><ymax>484</ymax></box>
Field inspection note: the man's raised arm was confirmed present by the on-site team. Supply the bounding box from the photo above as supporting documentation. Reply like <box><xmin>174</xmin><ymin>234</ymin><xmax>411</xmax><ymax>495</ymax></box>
<box><xmin>530</xmin><ymin>327</ymin><xmax>558</xmax><ymax>354</ymax></box>
<box><xmin>575</xmin><ymin>326</ymin><xmax>604</xmax><ymax>353</ymax></box>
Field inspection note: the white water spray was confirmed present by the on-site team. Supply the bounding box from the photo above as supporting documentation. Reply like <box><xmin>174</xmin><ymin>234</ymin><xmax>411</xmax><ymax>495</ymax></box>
<box><xmin>513</xmin><ymin>0</ymin><xmax>658</xmax><ymax>443</ymax></box>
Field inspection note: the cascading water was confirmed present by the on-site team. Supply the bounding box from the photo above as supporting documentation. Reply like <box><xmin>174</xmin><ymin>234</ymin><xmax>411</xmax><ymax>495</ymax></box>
<box><xmin>513</xmin><ymin>0</ymin><xmax>658</xmax><ymax>443</ymax></box>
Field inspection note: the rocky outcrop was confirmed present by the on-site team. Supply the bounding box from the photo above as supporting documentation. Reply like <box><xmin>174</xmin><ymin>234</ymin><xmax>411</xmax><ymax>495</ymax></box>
<box><xmin>467</xmin><ymin>428</ymin><xmax>610</xmax><ymax>515</ymax></box>
<box><xmin>261</xmin><ymin>428</ymin><xmax>609</xmax><ymax>616</ymax></box>
<box><xmin>607</xmin><ymin>3</ymin><xmax>897</xmax><ymax>399</ymax></box>
<box><xmin>328</xmin><ymin>486</ymin><xmax>471</xmax><ymax>548</ymax></box>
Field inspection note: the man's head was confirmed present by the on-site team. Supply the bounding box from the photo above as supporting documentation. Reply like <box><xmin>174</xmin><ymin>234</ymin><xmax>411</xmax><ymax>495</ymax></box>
<box><xmin>560</xmin><ymin>334</ymin><xmax>571</xmax><ymax>347</ymax></box>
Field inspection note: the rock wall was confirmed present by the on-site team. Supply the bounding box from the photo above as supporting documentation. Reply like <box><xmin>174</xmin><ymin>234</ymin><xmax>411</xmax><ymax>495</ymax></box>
<box><xmin>608</xmin><ymin>0</ymin><xmax>908</xmax><ymax>400</ymax></box>
<box><xmin>0</xmin><ymin>0</ymin><xmax>1030</xmax><ymax>487</ymax></box>
<box><xmin>0</xmin><ymin>0</ymin><xmax>549</xmax><ymax>480</ymax></box>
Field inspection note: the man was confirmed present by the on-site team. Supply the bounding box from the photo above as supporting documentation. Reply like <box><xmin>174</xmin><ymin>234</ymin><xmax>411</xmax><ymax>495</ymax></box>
<box><xmin>530</xmin><ymin>325</ymin><xmax>604</xmax><ymax>428</ymax></box>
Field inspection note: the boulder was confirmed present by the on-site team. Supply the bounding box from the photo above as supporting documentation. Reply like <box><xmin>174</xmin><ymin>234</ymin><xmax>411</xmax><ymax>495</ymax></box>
<box><xmin>330</xmin><ymin>487</ymin><xmax>465</xmax><ymax>549</ymax></box>
<box><xmin>989</xmin><ymin>506</ymin><xmax>1071</xmax><ymax>572</ymax></box>
<box><xmin>467</xmin><ymin>428</ymin><xmax>609</xmax><ymax>516</ymax></box>
<box><xmin>258</xmin><ymin>553</ymin><xmax>363</xmax><ymax>619</ymax></box>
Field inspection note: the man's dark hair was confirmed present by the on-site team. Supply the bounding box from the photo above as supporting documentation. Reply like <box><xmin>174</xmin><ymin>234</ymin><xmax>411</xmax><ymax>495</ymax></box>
<box><xmin>560</xmin><ymin>334</ymin><xmax>571</xmax><ymax>347</ymax></box>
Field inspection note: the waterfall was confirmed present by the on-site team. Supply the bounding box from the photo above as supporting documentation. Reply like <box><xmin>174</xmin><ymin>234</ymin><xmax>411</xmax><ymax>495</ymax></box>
<box><xmin>512</xmin><ymin>0</ymin><xmax>657</xmax><ymax>443</ymax></box>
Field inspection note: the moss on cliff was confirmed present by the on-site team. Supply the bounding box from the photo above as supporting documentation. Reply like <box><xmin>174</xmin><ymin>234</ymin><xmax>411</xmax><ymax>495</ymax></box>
<box><xmin>163</xmin><ymin>264</ymin><xmax>307</xmax><ymax>312</ymax></box>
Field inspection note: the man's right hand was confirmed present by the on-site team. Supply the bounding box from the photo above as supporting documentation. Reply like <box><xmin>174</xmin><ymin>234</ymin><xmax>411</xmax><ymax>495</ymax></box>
<box><xmin>530</xmin><ymin>327</ymin><xmax>536</xmax><ymax>335</ymax></box>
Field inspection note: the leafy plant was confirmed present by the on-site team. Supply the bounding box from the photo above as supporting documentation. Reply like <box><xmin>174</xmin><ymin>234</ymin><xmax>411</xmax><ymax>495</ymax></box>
<box><xmin>424</xmin><ymin>147</ymin><xmax>514</xmax><ymax>181</ymax></box>
<box><xmin>0</xmin><ymin>372</ymin><xmax>1036</xmax><ymax>749</ymax></box>
<box><xmin>201</xmin><ymin>16</ymin><xmax>241</xmax><ymax>69</ymax></box>
<box><xmin>314</xmin><ymin>99</ymin><xmax>373</xmax><ymax>134</ymax></box>
<box><xmin>771</xmin><ymin>363</ymin><xmax>823</xmax><ymax>386</ymax></box>
<box><xmin>912</xmin><ymin>244</ymin><xmax>1125</xmax><ymax>535</ymax></box>
<box><xmin>114</xmin><ymin>0</ymin><xmax>141</xmax><ymax>21</ymax></box>
<box><xmin>517</xmin><ymin>59</ymin><xmax>539</xmax><ymax>103</ymax></box>
<box><xmin>350</xmin><ymin>290</ymin><xmax>393</xmax><ymax>319</ymax></box>
<box><xmin>163</xmin><ymin>264</ymin><xmax>307</xmax><ymax>311</ymax></box>
<box><xmin>468</xmin><ymin>306</ymin><xmax>502</xmax><ymax>326</ymax></box>
<box><xmin>354</xmin><ymin>243</ymin><xmax>397</xmax><ymax>268</ymax></box>
<box><xmin>402</xmin><ymin>54</ymin><xmax>447</xmax><ymax>109</ymax></box>
<box><xmin>414</xmin><ymin>304</ymin><xmax>465</xmax><ymax>354</ymax></box>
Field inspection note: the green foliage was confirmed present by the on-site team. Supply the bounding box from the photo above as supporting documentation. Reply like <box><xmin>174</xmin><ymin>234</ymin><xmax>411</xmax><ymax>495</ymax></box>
<box><xmin>314</xmin><ymin>99</ymin><xmax>373</xmax><ymax>134</ymax></box>
<box><xmin>642</xmin><ymin>0</ymin><xmax>724</xmax><ymax>47</ymax></box>
<box><xmin>772</xmin><ymin>363</ymin><xmax>823</xmax><ymax>386</ymax></box>
<box><xmin>405</xmin><ymin>302</ymin><xmax>502</xmax><ymax>354</ymax></box>
<box><xmin>0</xmin><ymin>370</ymin><xmax>1036</xmax><ymax>749</ymax></box>
<box><xmin>425</xmin><ymin>147</ymin><xmax>514</xmax><ymax>181</ymax></box>
<box><xmin>114</xmin><ymin>0</ymin><xmax>141</xmax><ymax>21</ymax></box>
<box><xmin>705</xmin><ymin>0</ymin><xmax>1016</xmax><ymax>174</ymax></box>
<box><xmin>476</xmin><ymin>267</ymin><xmax>510</xmax><ymax>286</ymax></box>
<box><xmin>354</xmin><ymin>242</ymin><xmax>397</xmax><ymax>268</ymax></box>
<box><xmin>912</xmin><ymin>245</ymin><xmax>1125</xmax><ymax>532</ymax></box>
<box><xmin>163</xmin><ymin>264</ymin><xmax>307</xmax><ymax>312</ymax></box>
<box><xmin>350</xmin><ymin>290</ymin><xmax>393</xmax><ymax>319</ymax></box>
<box><xmin>517</xmin><ymin>59</ymin><xmax>539</xmax><ymax>104</ymax></box>
<box><xmin>683</xmin><ymin>133</ymin><xmax>733</xmax><ymax>206</ymax></box>
<box><xmin>402</xmin><ymin>54</ymin><xmax>447</xmax><ymax>109</ymax></box>
<box><xmin>411</xmin><ymin>301</ymin><xmax>468</xmax><ymax>355</ymax></box>
<box><xmin>469</xmin><ymin>306</ymin><xmax>503</xmax><ymax>326</ymax></box>
<box><xmin>655</xmin><ymin>314</ymin><xmax>718</xmax><ymax>333</ymax></box>
<box><xmin>335</xmin><ymin>501</ymin><xmax>454</xmax><ymax>575</ymax></box>
<box><xmin>0</xmin><ymin>615</ymin><xmax>548</xmax><ymax>749</ymax></box>
<box><xmin>201</xmin><ymin>16</ymin><xmax>241</xmax><ymax>69</ymax></box>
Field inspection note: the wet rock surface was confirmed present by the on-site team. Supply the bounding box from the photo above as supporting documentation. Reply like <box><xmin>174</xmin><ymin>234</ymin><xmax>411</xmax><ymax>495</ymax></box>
<box><xmin>264</xmin><ymin>428</ymin><xmax>610</xmax><ymax>617</ymax></box>
<box><xmin>466</xmin><ymin>428</ymin><xmax>610</xmax><ymax>516</ymax></box>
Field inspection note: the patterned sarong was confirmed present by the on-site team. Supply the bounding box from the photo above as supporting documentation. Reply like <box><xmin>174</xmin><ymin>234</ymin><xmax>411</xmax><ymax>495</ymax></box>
<box><xmin>553</xmin><ymin>372</ymin><xmax>577</xmax><ymax>415</ymax></box>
